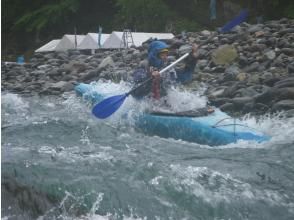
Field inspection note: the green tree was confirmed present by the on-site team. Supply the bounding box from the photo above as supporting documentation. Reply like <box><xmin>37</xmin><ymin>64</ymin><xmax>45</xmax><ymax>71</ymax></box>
<box><xmin>13</xmin><ymin>0</ymin><xmax>80</xmax><ymax>39</ymax></box>
<box><xmin>115</xmin><ymin>0</ymin><xmax>173</xmax><ymax>31</ymax></box>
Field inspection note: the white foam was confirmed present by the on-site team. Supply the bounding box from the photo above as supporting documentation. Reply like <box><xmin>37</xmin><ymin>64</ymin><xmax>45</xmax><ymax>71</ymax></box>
<box><xmin>37</xmin><ymin>191</ymin><xmax>148</xmax><ymax>220</ymax></box>
<box><xmin>1</xmin><ymin>93</ymin><xmax>29</xmax><ymax>115</ymax></box>
<box><xmin>165</xmin><ymin>87</ymin><xmax>208</xmax><ymax>112</ymax></box>
<box><xmin>167</xmin><ymin>164</ymin><xmax>293</xmax><ymax>209</ymax></box>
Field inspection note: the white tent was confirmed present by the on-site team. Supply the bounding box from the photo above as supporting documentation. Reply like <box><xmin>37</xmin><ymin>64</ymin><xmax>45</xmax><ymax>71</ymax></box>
<box><xmin>55</xmin><ymin>34</ymin><xmax>85</xmax><ymax>51</ymax></box>
<box><xmin>35</xmin><ymin>39</ymin><xmax>60</xmax><ymax>52</ymax></box>
<box><xmin>78</xmin><ymin>33</ymin><xmax>110</xmax><ymax>50</ymax></box>
<box><xmin>102</xmin><ymin>32</ymin><xmax>123</xmax><ymax>49</ymax></box>
<box><xmin>102</xmin><ymin>31</ymin><xmax>174</xmax><ymax>49</ymax></box>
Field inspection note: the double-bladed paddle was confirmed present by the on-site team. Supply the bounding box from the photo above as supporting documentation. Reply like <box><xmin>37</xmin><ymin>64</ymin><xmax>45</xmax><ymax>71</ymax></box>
<box><xmin>92</xmin><ymin>52</ymin><xmax>190</xmax><ymax>118</ymax></box>
<box><xmin>92</xmin><ymin>9</ymin><xmax>248</xmax><ymax>119</ymax></box>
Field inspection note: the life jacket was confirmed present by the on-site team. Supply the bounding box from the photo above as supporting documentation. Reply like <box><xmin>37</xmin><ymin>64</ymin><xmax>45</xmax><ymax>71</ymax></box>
<box><xmin>148</xmin><ymin>41</ymin><xmax>170</xmax><ymax>99</ymax></box>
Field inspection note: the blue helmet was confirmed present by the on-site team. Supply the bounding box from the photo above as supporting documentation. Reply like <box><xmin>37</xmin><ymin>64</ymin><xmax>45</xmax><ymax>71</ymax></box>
<box><xmin>148</xmin><ymin>40</ymin><xmax>169</xmax><ymax>68</ymax></box>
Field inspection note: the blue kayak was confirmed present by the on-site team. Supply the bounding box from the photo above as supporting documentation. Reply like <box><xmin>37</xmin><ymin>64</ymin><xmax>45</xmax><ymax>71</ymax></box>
<box><xmin>75</xmin><ymin>83</ymin><xmax>270</xmax><ymax>146</ymax></box>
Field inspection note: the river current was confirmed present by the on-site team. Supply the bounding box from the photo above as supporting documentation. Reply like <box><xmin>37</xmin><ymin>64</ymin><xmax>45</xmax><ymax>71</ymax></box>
<box><xmin>2</xmin><ymin>81</ymin><xmax>294</xmax><ymax>220</ymax></box>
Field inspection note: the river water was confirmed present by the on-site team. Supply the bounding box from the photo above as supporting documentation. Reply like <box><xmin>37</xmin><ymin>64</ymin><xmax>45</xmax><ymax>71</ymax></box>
<box><xmin>2</xmin><ymin>81</ymin><xmax>294</xmax><ymax>220</ymax></box>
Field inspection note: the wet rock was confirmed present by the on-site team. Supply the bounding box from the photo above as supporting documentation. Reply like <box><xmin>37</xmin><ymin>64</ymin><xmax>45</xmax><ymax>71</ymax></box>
<box><xmin>225</xmin><ymin>65</ymin><xmax>240</xmax><ymax>76</ymax></box>
<box><xmin>263</xmin><ymin>77</ymin><xmax>281</xmax><ymax>87</ymax></box>
<box><xmin>219</xmin><ymin>102</ymin><xmax>235</xmax><ymax>112</ymax></box>
<box><xmin>254</xmin><ymin>103</ymin><xmax>270</xmax><ymax>112</ymax></box>
<box><xmin>248</xmin><ymin>24</ymin><xmax>263</xmax><ymax>33</ymax></box>
<box><xmin>288</xmin><ymin>63</ymin><xmax>294</xmax><ymax>74</ymax></box>
<box><xmin>254</xmin><ymin>89</ymin><xmax>275</xmax><ymax>105</ymax></box>
<box><xmin>273</xmin><ymin>87</ymin><xmax>294</xmax><ymax>100</ymax></box>
<box><xmin>97</xmin><ymin>56</ymin><xmax>115</xmax><ymax>71</ymax></box>
<box><xmin>49</xmin><ymin>81</ymin><xmax>71</xmax><ymax>91</ymax></box>
<box><xmin>272</xmin><ymin>100</ymin><xmax>294</xmax><ymax>111</ymax></box>
<box><xmin>236</xmin><ymin>72</ymin><xmax>248</xmax><ymax>81</ymax></box>
<box><xmin>244</xmin><ymin>62</ymin><xmax>259</xmax><ymax>72</ymax></box>
<box><xmin>47</xmin><ymin>68</ymin><xmax>60</xmax><ymax>77</ymax></box>
<box><xmin>62</xmin><ymin>60</ymin><xmax>87</xmax><ymax>74</ymax></box>
<box><xmin>264</xmin><ymin>50</ymin><xmax>276</xmax><ymax>60</ymax></box>
<box><xmin>211</xmin><ymin>66</ymin><xmax>226</xmax><ymax>73</ymax></box>
<box><xmin>206</xmin><ymin>86</ymin><xmax>228</xmax><ymax>98</ymax></box>
<box><xmin>178</xmin><ymin>44</ymin><xmax>192</xmax><ymax>55</ymax></box>
<box><xmin>238</xmin><ymin>56</ymin><xmax>249</xmax><ymax>67</ymax></box>
<box><xmin>279</xmin><ymin>28</ymin><xmax>294</xmax><ymax>35</ymax></box>
<box><xmin>196</xmin><ymin>59</ymin><xmax>209</xmax><ymax>69</ymax></box>
<box><xmin>274</xmin><ymin>77</ymin><xmax>294</xmax><ymax>88</ymax></box>
<box><xmin>2</xmin><ymin>176</ymin><xmax>54</xmax><ymax>219</ymax></box>
<box><xmin>80</xmin><ymin>69</ymin><xmax>100</xmax><ymax>82</ymax></box>
<box><xmin>223</xmin><ymin>82</ymin><xmax>246</xmax><ymax>98</ymax></box>
<box><xmin>231</xmin><ymin>96</ymin><xmax>254</xmax><ymax>108</ymax></box>
<box><xmin>281</xmin><ymin>48</ymin><xmax>294</xmax><ymax>56</ymax></box>
<box><xmin>284</xmin><ymin>109</ymin><xmax>294</xmax><ymax>117</ymax></box>
<box><xmin>234</xmin><ymin>86</ymin><xmax>259</xmax><ymax>97</ymax></box>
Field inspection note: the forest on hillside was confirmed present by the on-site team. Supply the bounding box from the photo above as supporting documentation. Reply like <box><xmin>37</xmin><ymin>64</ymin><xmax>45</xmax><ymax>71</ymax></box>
<box><xmin>2</xmin><ymin>0</ymin><xmax>294</xmax><ymax>60</ymax></box>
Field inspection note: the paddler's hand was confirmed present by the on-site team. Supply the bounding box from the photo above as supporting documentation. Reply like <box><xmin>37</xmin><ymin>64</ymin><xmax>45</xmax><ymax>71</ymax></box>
<box><xmin>152</xmin><ymin>70</ymin><xmax>160</xmax><ymax>79</ymax></box>
<box><xmin>191</xmin><ymin>43</ymin><xmax>199</xmax><ymax>59</ymax></box>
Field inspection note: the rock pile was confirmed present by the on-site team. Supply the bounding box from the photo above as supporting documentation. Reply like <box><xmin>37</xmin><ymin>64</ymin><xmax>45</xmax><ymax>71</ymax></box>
<box><xmin>2</xmin><ymin>18</ymin><xmax>294</xmax><ymax>116</ymax></box>
<box><xmin>183</xmin><ymin>18</ymin><xmax>294</xmax><ymax>116</ymax></box>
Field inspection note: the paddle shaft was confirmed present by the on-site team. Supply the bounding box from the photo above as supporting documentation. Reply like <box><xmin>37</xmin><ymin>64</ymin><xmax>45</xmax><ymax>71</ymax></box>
<box><xmin>126</xmin><ymin>52</ymin><xmax>190</xmax><ymax>96</ymax></box>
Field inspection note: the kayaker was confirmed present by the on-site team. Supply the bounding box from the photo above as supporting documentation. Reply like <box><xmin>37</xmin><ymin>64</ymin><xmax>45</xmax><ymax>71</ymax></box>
<box><xmin>131</xmin><ymin>40</ymin><xmax>199</xmax><ymax>100</ymax></box>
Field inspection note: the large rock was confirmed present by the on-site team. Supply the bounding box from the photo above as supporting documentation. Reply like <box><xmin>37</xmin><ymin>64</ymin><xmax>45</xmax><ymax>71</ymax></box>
<box><xmin>48</xmin><ymin>81</ymin><xmax>73</xmax><ymax>92</ymax></box>
<box><xmin>231</xmin><ymin>96</ymin><xmax>254</xmax><ymax>108</ymax></box>
<box><xmin>61</xmin><ymin>60</ymin><xmax>87</xmax><ymax>74</ymax></box>
<box><xmin>274</xmin><ymin>77</ymin><xmax>294</xmax><ymax>88</ymax></box>
<box><xmin>80</xmin><ymin>69</ymin><xmax>100</xmax><ymax>82</ymax></box>
<box><xmin>288</xmin><ymin>63</ymin><xmax>294</xmax><ymax>74</ymax></box>
<box><xmin>272</xmin><ymin>100</ymin><xmax>294</xmax><ymax>111</ymax></box>
<box><xmin>211</xmin><ymin>44</ymin><xmax>238</xmax><ymax>65</ymax></box>
<box><xmin>219</xmin><ymin>102</ymin><xmax>235</xmax><ymax>112</ymax></box>
<box><xmin>98</xmin><ymin>56</ymin><xmax>115</xmax><ymax>71</ymax></box>
<box><xmin>273</xmin><ymin>87</ymin><xmax>294</xmax><ymax>100</ymax></box>
<box><xmin>264</xmin><ymin>50</ymin><xmax>276</xmax><ymax>60</ymax></box>
<box><xmin>178</xmin><ymin>44</ymin><xmax>192</xmax><ymax>55</ymax></box>
<box><xmin>207</xmin><ymin>86</ymin><xmax>227</xmax><ymax>98</ymax></box>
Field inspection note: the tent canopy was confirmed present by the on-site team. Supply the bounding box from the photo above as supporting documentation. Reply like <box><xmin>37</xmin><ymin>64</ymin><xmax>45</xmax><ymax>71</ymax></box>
<box><xmin>35</xmin><ymin>32</ymin><xmax>174</xmax><ymax>52</ymax></box>
<box><xmin>78</xmin><ymin>33</ymin><xmax>110</xmax><ymax>50</ymax></box>
<box><xmin>55</xmin><ymin>34</ymin><xmax>85</xmax><ymax>51</ymax></box>
<box><xmin>35</xmin><ymin>39</ymin><xmax>60</xmax><ymax>52</ymax></box>
<box><xmin>102</xmin><ymin>31</ymin><xmax>174</xmax><ymax>49</ymax></box>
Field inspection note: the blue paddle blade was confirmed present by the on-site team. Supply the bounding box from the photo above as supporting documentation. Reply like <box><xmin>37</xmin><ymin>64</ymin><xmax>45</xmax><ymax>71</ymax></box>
<box><xmin>220</xmin><ymin>9</ymin><xmax>248</xmax><ymax>33</ymax></box>
<box><xmin>92</xmin><ymin>94</ymin><xmax>128</xmax><ymax>119</ymax></box>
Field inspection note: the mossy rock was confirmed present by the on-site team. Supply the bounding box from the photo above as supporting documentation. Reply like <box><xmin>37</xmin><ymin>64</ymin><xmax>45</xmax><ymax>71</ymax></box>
<box><xmin>212</xmin><ymin>44</ymin><xmax>238</xmax><ymax>65</ymax></box>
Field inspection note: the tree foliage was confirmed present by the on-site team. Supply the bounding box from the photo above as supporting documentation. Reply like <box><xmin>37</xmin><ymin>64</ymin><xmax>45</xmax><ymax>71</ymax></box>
<box><xmin>2</xmin><ymin>0</ymin><xmax>294</xmax><ymax>59</ymax></box>
<box><xmin>115</xmin><ymin>0</ymin><xmax>173</xmax><ymax>31</ymax></box>
<box><xmin>13</xmin><ymin>0</ymin><xmax>80</xmax><ymax>32</ymax></box>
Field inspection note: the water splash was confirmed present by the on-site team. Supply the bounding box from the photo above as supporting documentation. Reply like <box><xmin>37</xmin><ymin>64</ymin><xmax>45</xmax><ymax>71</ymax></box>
<box><xmin>163</xmin><ymin>164</ymin><xmax>294</xmax><ymax>213</ymax></box>
<box><xmin>37</xmin><ymin>191</ymin><xmax>148</xmax><ymax>220</ymax></box>
<box><xmin>2</xmin><ymin>93</ymin><xmax>29</xmax><ymax>112</ymax></box>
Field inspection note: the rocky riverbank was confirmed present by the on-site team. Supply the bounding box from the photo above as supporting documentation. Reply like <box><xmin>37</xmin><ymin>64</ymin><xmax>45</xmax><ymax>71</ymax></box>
<box><xmin>2</xmin><ymin>18</ymin><xmax>294</xmax><ymax>116</ymax></box>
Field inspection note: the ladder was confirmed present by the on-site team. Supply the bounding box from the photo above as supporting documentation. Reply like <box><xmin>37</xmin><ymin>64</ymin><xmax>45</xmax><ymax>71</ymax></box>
<box><xmin>120</xmin><ymin>29</ymin><xmax>134</xmax><ymax>49</ymax></box>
